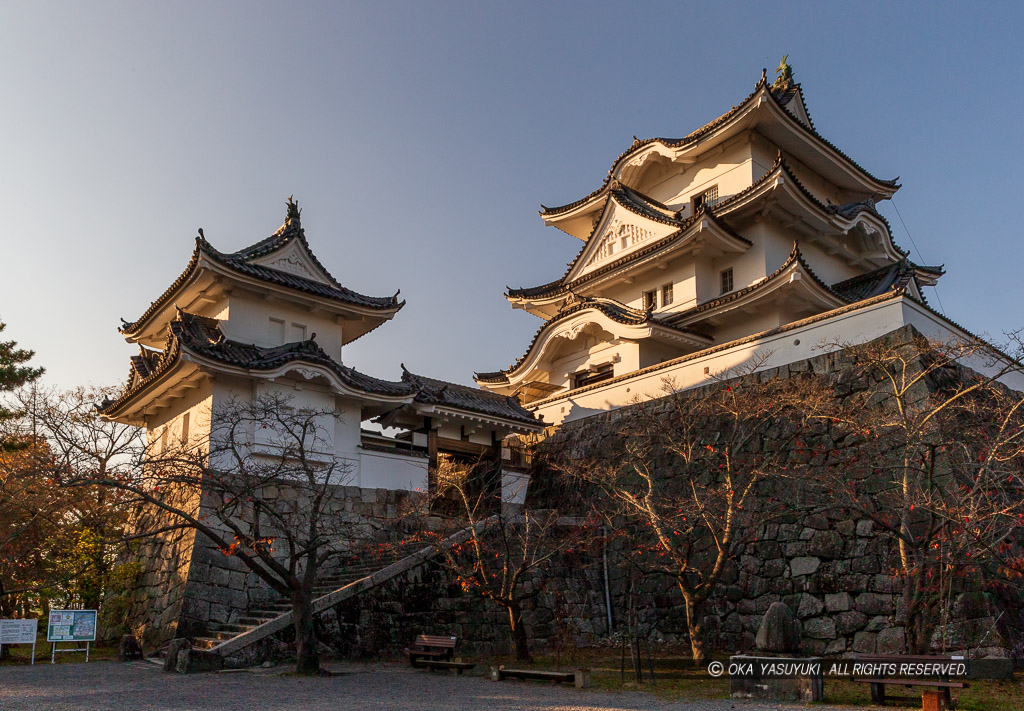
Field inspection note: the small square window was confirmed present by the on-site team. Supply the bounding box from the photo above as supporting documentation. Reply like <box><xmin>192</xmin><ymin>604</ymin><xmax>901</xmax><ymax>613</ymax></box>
<box><xmin>643</xmin><ymin>290</ymin><xmax>657</xmax><ymax>310</ymax></box>
<box><xmin>661</xmin><ymin>283</ymin><xmax>673</xmax><ymax>306</ymax></box>
<box><xmin>720</xmin><ymin>267</ymin><xmax>734</xmax><ymax>295</ymax></box>
<box><xmin>692</xmin><ymin>185</ymin><xmax>719</xmax><ymax>213</ymax></box>
<box><xmin>290</xmin><ymin>322</ymin><xmax>307</xmax><ymax>342</ymax></box>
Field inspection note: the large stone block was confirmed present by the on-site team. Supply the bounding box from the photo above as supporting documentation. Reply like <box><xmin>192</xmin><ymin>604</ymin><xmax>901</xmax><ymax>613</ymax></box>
<box><xmin>802</xmin><ymin>617</ymin><xmax>836</xmax><ymax>639</ymax></box>
<box><xmin>855</xmin><ymin>592</ymin><xmax>893</xmax><ymax>616</ymax></box>
<box><xmin>807</xmin><ymin>530</ymin><xmax>844</xmax><ymax>559</ymax></box>
<box><xmin>790</xmin><ymin>557</ymin><xmax>820</xmax><ymax>577</ymax></box>
<box><xmin>856</xmin><ymin>520</ymin><xmax>874</xmax><ymax>537</ymax></box>
<box><xmin>851</xmin><ymin>556</ymin><xmax>880</xmax><ymax>574</ymax></box>
<box><xmin>852</xmin><ymin>631</ymin><xmax>877</xmax><ymax>653</ymax></box>
<box><xmin>835</xmin><ymin>610</ymin><xmax>868</xmax><ymax>635</ymax></box>
<box><xmin>796</xmin><ymin>594</ymin><xmax>824</xmax><ymax>618</ymax></box>
<box><xmin>876</xmin><ymin>626</ymin><xmax>905</xmax><ymax>654</ymax></box>
<box><xmin>825</xmin><ymin>592</ymin><xmax>852</xmax><ymax>613</ymax></box>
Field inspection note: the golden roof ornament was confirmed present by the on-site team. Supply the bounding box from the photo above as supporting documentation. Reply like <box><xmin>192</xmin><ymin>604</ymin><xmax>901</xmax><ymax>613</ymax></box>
<box><xmin>773</xmin><ymin>55</ymin><xmax>794</xmax><ymax>90</ymax></box>
<box><xmin>285</xmin><ymin>195</ymin><xmax>301</xmax><ymax>224</ymax></box>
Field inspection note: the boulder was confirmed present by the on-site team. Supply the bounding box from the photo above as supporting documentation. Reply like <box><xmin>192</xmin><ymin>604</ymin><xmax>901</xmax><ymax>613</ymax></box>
<box><xmin>118</xmin><ymin>634</ymin><xmax>144</xmax><ymax>662</ymax></box>
<box><xmin>163</xmin><ymin>638</ymin><xmax>191</xmax><ymax>673</ymax></box>
<box><xmin>755</xmin><ymin>602</ymin><xmax>802</xmax><ymax>654</ymax></box>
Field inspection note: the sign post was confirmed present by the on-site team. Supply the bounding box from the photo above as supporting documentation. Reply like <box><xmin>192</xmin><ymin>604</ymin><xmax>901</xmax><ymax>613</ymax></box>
<box><xmin>46</xmin><ymin>610</ymin><xmax>97</xmax><ymax>663</ymax></box>
<box><xmin>0</xmin><ymin>619</ymin><xmax>39</xmax><ymax>664</ymax></box>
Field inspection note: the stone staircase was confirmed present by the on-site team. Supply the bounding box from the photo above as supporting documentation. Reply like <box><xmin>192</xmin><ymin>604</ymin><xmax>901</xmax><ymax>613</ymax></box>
<box><xmin>190</xmin><ymin>540</ymin><xmax>430</xmax><ymax>653</ymax></box>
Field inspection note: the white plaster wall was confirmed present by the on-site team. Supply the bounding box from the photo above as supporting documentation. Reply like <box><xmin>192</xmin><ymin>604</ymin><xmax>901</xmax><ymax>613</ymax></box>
<box><xmin>146</xmin><ymin>381</ymin><xmax>214</xmax><ymax>456</ymax></box>
<box><xmin>357</xmin><ymin>450</ymin><xmax>428</xmax><ymax>491</ymax></box>
<box><xmin>532</xmin><ymin>297</ymin><xmax>915</xmax><ymax>426</ymax></box>
<box><xmin>784</xmin><ymin>154</ymin><xmax>846</xmax><ymax>207</ymax></box>
<box><xmin>219</xmin><ymin>295</ymin><xmax>345</xmax><ymax>362</ymax></box>
<box><xmin>333</xmin><ymin>398</ymin><xmax>363</xmax><ymax>457</ymax></box>
<box><xmin>547</xmin><ymin>339</ymin><xmax>638</xmax><ymax>388</ymax></box>
<box><xmin>645</xmin><ymin>139</ymin><xmax>755</xmax><ymax>215</ymax></box>
<box><xmin>501</xmin><ymin>470</ymin><xmax>530</xmax><ymax>505</ymax></box>
<box><xmin>711</xmin><ymin>309</ymin><xmax>783</xmax><ymax>345</ymax></box>
<box><xmin>639</xmin><ymin>340</ymin><xmax>686</xmax><ymax>369</ymax></box>
<box><xmin>793</xmin><ymin>237</ymin><xmax>861</xmax><ymax>286</ymax></box>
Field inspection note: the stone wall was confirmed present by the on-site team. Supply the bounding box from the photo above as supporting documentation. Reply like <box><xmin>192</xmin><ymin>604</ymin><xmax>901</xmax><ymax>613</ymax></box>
<box><xmin>125</xmin><ymin>484</ymin><xmax>420</xmax><ymax>648</ymax></box>
<box><xmin>300</xmin><ymin>326</ymin><xmax>1017</xmax><ymax>662</ymax></box>
<box><xmin>129</xmin><ymin>326</ymin><xmax>1020</xmax><ymax>661</ymax></box>
<box><xmin>524</xmin><ymin>326</ymin><xmax>1018</xmax><ymax>660</ymax></box>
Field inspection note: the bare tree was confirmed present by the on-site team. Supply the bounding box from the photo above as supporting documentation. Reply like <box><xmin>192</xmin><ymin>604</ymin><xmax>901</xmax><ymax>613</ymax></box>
<box><xmin>813</xmin><ymin>330</ymin><xmax>1024</xmax><ymax>653</ymax></box>
<box><xmin>16</xmin><ymin>385</ymin><xmax>141</xmax><ymax>611</ymax></box>
<box><xmin>60</xmin><ymin>392</ymin><xmax>356</xmax><ymax>674</ymax></box>
<box><xmin>563</xmin><ymin>367</ymin><xmax>829</xmax><ymax>664</ymax></box>
<box><xmin>408</xmin><ymin>456</ymin><xmax>590</xmax><ymax>663</ymax></box>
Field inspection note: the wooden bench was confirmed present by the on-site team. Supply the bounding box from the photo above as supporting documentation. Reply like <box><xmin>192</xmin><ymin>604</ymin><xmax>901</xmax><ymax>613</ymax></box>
<box><xmin>404</xmin><ymin>635</ymin><xmax>457</xmax><ymax>667</ymax></box>
<box><xmin>418</xmin><ymin>659</ymin><xmax>476</xmax><ymax>675</ymax></box>
<box><xmin>489</xmin><ymin>665</ymin><xmax>590</xmax><ymax>688</ymax></box>
<box><xmin>852</xmin><ymin>654</ymin><xmax>969</xmax><ymax>707</ymax></box>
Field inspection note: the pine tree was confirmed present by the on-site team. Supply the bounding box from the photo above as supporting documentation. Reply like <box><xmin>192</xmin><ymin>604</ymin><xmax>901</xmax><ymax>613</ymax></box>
<box><xmin>0</xmin><ymin>321</ymin><xmax>44</xmax><ymax>451</ymax></box>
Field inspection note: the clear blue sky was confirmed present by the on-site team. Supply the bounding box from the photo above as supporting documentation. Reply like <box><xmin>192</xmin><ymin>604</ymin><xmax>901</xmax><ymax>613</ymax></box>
<box><xmin>2</xmin><ymin>1</ymin><xmax>1022</xmax><ymax>390</ymax></box>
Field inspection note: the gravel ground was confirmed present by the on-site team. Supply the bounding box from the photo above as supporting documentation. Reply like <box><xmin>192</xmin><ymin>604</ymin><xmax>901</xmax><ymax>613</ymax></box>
<box><xmin>0</xmin><ymin>661</ymin><xmax>867</xmax><ymax>711</ymax></box>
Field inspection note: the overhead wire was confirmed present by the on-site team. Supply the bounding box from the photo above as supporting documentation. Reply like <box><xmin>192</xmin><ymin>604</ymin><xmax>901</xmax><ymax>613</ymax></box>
<box><xmin>890</xmin><ymin>196</ymin><xmax>946</xmax><ymax>316</ymax></box>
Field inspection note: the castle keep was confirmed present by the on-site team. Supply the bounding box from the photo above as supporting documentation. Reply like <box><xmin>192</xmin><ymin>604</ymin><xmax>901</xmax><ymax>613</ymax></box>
<box><xmin>99</xmin><ymin>63</ymin><xmax>1021</xmax><ymax>662</ymax></box>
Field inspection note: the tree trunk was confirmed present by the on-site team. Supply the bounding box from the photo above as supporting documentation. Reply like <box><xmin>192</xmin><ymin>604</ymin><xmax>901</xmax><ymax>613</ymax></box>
<box><xmin>682</xmin><ymin>590</ymin><xmax>707</xmax><ymax>665</ymax></box>
<box><xmin>507</xmin><ymin>602</ymin><xmax>532</xmax><ymax>663</ymax></box>
<box><xmin>291</xmin><ymin>589</ymin><xmax>320</xmax><ymax>674</ymax></box>
<box><xmin>903</xmin><ymin>568</ymin><xmax>934</xmax><ymax>654</ymax></box>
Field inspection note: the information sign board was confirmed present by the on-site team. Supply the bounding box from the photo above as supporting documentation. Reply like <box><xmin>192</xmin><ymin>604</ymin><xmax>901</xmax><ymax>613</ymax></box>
<box><xmin>0</xmin><ymin>618</ymin><xmax>38</xmax><ymax>644</ymax></box>
<box><xmin>47</xmin><ymin>610</ymin><xmax>97</xmax><ymax>642</ymax></box>
<box><xmin>0</xmin><ymin>618</ymin><xmax>39</xmax><ymax>664</ymax></box>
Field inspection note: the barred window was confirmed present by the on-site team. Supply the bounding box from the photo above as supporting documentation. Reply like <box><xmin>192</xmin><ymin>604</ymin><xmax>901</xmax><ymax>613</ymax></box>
<box><xmin>692</xmin><ymin>185</ymin><xmax>719</xmax><ymax>212</ymax></box>
<box><xmin>720</xmin><ymin>267</ymin><xmax>734</xmax><ymax>294</ymax></box>
<box><xmin>662</xmin><ymin>282</ymin><xmax>674</xmax><ymax>305</ymax></box>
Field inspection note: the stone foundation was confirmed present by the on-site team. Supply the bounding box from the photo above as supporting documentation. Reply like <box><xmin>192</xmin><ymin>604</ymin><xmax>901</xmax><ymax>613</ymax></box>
<box><xmin>124</xmin><ymin>485</ymin><xmax>420</xmax><ymax>649</ymax></box>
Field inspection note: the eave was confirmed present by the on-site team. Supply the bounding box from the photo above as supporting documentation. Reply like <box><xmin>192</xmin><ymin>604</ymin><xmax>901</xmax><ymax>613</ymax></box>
<box><xmin>120</xmin><ymin>241</ymin><xmax>404</xmax><ymax>348</ymax></box>
<box><xmin>665</xmin><ymin>244</ymin><xmax>848</xmax><ymax>331</ymax></box>
<box><xmin>540</xmin><ymin>74</ymin><xmax>898</xmax><ymax>237</ymax></box>
<box><xmin>521</xmin><ymin>289</ymin><xmax>908</xmax><ymax>410</ymax></box>
<box><xmin>507</xmin><ymin>211</ymin><xmax>751</xmax><ymax>316</ymax></box>
<box><xmin>711</xmin><ymin>155</ymin><xmax>908</xmax><ymax>267</ymax></box>
<box><xmin>475</xmin><ymin>297</ymin><xmax>712</xmax><ymax>389</ymax></box>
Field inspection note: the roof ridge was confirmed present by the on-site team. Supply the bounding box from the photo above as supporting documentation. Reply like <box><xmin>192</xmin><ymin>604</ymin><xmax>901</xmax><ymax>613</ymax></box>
<box><xmin>540</xmin><ymin>70</ymin><xmax>896</xmax><ymax>219</ymax></box>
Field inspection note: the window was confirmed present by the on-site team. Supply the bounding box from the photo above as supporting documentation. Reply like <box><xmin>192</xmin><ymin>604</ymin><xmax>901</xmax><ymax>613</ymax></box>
<box><xmin>661</xmin><ymin>282</ymin><xmax>674</xmax><ymax>306</ymax></box>
<box><xmin>573</xmin><ymin>363</ymin><xmax>614</xmax><ymax>389</ymax></box>
<box><xmin>692</xmin><ymin>185</ymin><xmax>719</xmax><ymax>213</ymax></box>
<box><xmin>290</xmin><ymin>322</ymin><xmax>307</xmax><ymax>342</ymax></box>
<box><xmin>720</xmin><ymin>267</ymin><xmax>734</xmax><ymax>294</ymax></box>
<box><xmin>269</xmin><ymin>318</ymin><xmax>285</xmax><ymax>345</ymax></box>
<box><xmin>180</xmin><ymin>412</ymin><xmax>190</xmax><ymax>445</ymax></box>
<box><xmin>643</xmin><ymin>290</ymin><xmax>657</xmax><ymax>310</ymax></box>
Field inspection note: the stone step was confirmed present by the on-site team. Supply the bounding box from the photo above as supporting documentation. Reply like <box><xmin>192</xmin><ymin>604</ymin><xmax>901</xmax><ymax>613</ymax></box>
<box><xmin>235</xmin><ymin>616</ymin><xmax>277</xmax><ymax>626</ymax></box>
<box><xmin>192</xmin><ymin>637</ymin><xmax>220</xmax><ymax>650</ymax></box>
<box><xmin>207</xmin><ymin>622</ymin><xmax>255</xmax><ymax>634</ymax></box>
<box><xmin>250</xmin><ymin>605</ymin><xmax>290</xmax><ymax>614</ymax></box>
<box><xmin>203</xmin><ymin>630</ymin><xmax>243</xmax><ymax>641</ymax></box>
